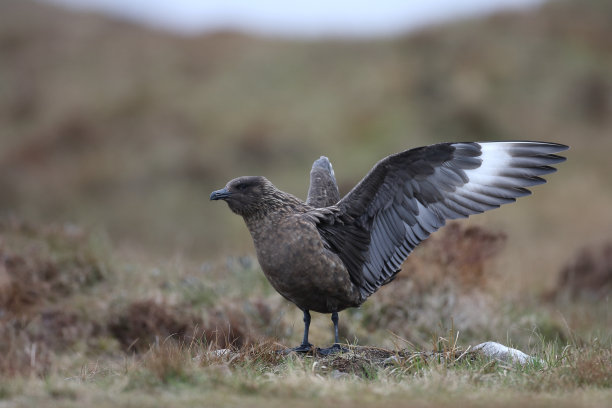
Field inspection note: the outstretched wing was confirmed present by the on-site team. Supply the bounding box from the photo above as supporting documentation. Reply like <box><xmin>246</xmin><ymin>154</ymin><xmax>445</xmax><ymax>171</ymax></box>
<box><xmin>315</xmin><ymin>141</ymin><xmax>568</xmax><ymax>300</ymax></box>
<box><xmin>307</xmin><ymin>156</ymin><xmax>341</xmax><ymax>208</ymax></box>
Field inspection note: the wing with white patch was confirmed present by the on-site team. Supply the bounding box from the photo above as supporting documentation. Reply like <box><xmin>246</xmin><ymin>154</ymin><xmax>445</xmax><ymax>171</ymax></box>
<box><xmin>315</xmin><ymin>141</ymin><xmax>568</xmax><ymax>299</ymax></box>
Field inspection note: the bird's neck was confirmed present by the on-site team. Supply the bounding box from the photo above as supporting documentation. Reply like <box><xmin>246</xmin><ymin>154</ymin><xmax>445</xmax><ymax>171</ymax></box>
<box><xmin>242</xmin><ymin>192</ymin><xmax>309</xmax><ymax>230</ymax></box>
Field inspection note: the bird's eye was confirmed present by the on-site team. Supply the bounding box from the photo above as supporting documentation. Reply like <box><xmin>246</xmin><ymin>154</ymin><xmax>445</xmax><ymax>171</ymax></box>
<box><xmin>235</xmin><ymin>183</ymin><xmax>248</xmax><ymax>191</ymax></box>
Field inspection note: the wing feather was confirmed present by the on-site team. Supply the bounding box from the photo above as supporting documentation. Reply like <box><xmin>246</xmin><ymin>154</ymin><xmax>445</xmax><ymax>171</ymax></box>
<box><xmin>314</xmin><ymin>141</ymin><xmax>568</xmax><ymax>299</ymax></box>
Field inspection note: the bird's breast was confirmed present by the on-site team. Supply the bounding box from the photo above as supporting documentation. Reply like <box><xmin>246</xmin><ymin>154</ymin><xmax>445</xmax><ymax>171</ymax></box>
<box><xmin>245</xmin><ymin>213</ymin><xmax>361</xmax><ymax>312</ymax></box>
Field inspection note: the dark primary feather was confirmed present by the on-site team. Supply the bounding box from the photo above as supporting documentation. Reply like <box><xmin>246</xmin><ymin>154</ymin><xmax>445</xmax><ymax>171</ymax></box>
<box><xmin>314</xmin><ymin>141</ymin><xmax>568</xmax><ymax>300</ymax></box>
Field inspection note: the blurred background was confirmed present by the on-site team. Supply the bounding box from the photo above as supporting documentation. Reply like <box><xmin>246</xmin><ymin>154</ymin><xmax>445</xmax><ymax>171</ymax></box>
<box><xmin>0</xmin><ymin>0</ymin><xmax>611</xmax><ymax>365</ymax></box>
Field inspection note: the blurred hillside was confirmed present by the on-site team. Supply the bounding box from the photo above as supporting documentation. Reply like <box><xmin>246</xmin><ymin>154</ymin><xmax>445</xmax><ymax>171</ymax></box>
<box><xmin>1</xmin><ymin>0</ymin><xmax>611</xmax><ymax>278</ymax></box>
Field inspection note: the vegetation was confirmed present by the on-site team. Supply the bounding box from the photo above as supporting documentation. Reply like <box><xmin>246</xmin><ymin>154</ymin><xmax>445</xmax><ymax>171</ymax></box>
<box><xmin>0</xmin><ymin>215</ymin><xmax>609</xmax><ymax>407</ymax></box>
<box><xmin>0</xmin><ymin>0</ymin><xmax>610</xmax><ymax>406</ymax></box>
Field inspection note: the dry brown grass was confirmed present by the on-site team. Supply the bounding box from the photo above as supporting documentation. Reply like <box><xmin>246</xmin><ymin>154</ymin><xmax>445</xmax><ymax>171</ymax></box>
<box><xmin>359</xmin><ymin>223</ymin><xmax>507</xmax><ymax>346</ymax></box>
<box><xmin>108</xmin><ymin>299</ymin><xmax>205</xmax><ymax>352</ymax></box>
<box><xmin>1</xmin><ymin>0</ymin><xmax>611</xmax><ymax>262</ymax></box>
<box><xmin>570</xmin><ymin>346</ymin><xmax>612</xmax><ymax>388</ymax></box>
<box><xmin>552</xmin><ymin>241</ymin><xmax>612</xmax><ymax>301</ymax></box>
<box><xmin>403</xmin><ymin>223</ymin><xmax>507</xmax><ymax>290</ymax></box>
<box><xmin>106</xmin><ymin>296</ymin><xmax>280</xmax><ymax>351</ymax></box>
<box><xmin>0</xmin><ymin>219</ymin><xmax>105</xmax><ymax>317</ymax></box>
<box><xmin>0</xmin><ymin>218</ymin><xmax>108</xmax><ymax>376</ymax></box>
<box><xmin>0</xmin><ymin>220</ymin><xmax>612</xmax><ymax>406</ymax></box>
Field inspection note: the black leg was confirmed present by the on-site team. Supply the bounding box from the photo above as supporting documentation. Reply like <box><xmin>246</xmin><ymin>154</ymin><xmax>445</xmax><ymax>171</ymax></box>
<box><xmin>300</xmin><ymin>309</ymin><xmax>312</xmax><ymax>347</ymax></box>
<box><xmin>317</xmin><ymin>311</ymin><xmax>348</xmax><ymax>355</ymax></box>
<box><xmin>281</xmin><ymin>309</ymin><xmax>313</xmax><ymax>354</ymax></box>
<box><xmin>331</xmin><ymin>311</ymin><xmax>340</xmax><ymax>344</ymax></box>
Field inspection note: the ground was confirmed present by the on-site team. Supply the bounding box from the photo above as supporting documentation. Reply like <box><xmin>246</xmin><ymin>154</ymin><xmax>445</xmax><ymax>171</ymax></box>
<box><xmin>0</xmin><ymin>218</ymin><xmax>610</xmax><ymax>407</ymax></box>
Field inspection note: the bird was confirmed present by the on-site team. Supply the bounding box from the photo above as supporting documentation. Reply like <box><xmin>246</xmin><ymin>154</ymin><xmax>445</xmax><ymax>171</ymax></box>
<box><xmin>210</xmin><ymin>141</ymin><xmax>568</xmax><ymax>354</ymax></box>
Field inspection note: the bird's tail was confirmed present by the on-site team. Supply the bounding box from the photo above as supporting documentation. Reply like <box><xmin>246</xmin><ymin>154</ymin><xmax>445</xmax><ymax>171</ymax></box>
<box><xmin>311</xmin><ymin>156</ymin><xmax>336</xmax><ymax>182</ymax></box>
<box><xmin>307</xmin><ymin>156</ymin><xmax>340</xmax><ymax>207</ymax></box>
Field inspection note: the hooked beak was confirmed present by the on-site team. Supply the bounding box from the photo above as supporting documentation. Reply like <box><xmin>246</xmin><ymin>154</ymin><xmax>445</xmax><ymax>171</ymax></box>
<box><xmin>210</xmin><ymin>187</ymin><xmax>231</xmax><ymax>201</ymax></box>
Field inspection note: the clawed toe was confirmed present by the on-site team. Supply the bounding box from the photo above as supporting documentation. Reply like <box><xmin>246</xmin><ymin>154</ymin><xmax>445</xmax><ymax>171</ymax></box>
<box><xmin>316</xmin><ymin>343</ymin><xmax>349</xmax><ymax>356</ymax></box>
<box><xmin>278</xmin><ymin>343</ymin><xmax>348</xmax><ymax>355</ymax></box>
<box><xmin>278</xmin><ymin>343</ymin><xmax>313</xmax><ymax>354</ymax></box>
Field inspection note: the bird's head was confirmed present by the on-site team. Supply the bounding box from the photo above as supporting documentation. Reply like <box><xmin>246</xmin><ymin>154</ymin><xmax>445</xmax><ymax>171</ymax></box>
<box><xmin>210</xmin><ymin>176</ymin><xmax>277</xmax><ymax>217</ymax></box>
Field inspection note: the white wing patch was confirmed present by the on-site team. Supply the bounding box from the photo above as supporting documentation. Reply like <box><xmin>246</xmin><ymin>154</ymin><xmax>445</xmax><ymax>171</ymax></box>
<box><xmin>463</xmin><ymin>143</ymin><xmax>512</xmax><ymax>185</ymax></box>
<box><xmin>356</xmin><ymin>141</ymin><xmax>567</xmax><ymax>299</ymax></box>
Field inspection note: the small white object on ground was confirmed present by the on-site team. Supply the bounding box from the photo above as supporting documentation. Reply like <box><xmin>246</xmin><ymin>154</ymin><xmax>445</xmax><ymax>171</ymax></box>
<box><xmin>193</xmin><ymin>348</ymin><xmax>233</xmax><ymax>362</ymax></box>
<box><xmin>472</xmin><ymin>341</ymin><xmax>535</xmax><ymax>365</ymax></box>
<box><xmin>212</xmin><ymin>348</ymin><xmax>232</xmax><ymax>357</ymax></box>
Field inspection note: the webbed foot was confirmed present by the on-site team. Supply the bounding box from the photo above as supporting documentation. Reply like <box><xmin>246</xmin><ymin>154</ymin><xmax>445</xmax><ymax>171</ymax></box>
<box><xmin>316</xmin><ymin>343</ymin><xmax>349</xmax><ymax>356</ymax></box>
<box><xmin>279</xmin><ymin>343</ymin><xmax>313</xmax><ymax>354</ymax></box>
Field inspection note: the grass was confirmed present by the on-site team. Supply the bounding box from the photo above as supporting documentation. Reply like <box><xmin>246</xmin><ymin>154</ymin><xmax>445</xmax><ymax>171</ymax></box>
<box><xmin>0</xmin><ymin>218</ymin><xmax>610</xmax><ymax>407</ymax></box>
<box><xmin>1</xmin><ymin>338</ymin><xmax>610</xmax><ymax>407</ymax></box>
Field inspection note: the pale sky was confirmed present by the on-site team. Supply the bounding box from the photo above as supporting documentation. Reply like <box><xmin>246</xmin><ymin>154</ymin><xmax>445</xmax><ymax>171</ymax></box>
<box><xmin>42</xmin><ymin>0</ymin><xmax>545</xmax><ymax>37</ymax></box>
